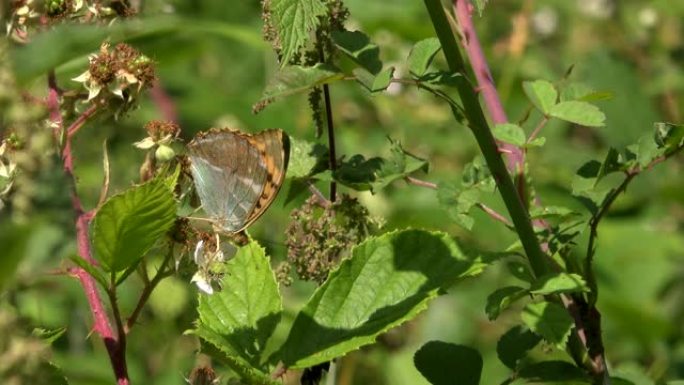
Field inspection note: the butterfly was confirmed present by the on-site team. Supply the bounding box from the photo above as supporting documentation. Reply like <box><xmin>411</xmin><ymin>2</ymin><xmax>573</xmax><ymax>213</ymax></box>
<box><xmin>186</xmin><ymin>128</ymin><xmax>289</xmax><ymax>234</ymax></box>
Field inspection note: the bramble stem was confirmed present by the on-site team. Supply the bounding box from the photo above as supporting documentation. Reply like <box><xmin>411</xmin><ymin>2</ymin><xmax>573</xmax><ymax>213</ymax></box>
<box><xmin>423</xmin><ymin>0</ymin><xmax>548</xmax><ymax>278</ymax></box>
<box><xmin>48</xmin><ymin>70</ymin><xmax>130</xmax><ymax>385</ymax></box>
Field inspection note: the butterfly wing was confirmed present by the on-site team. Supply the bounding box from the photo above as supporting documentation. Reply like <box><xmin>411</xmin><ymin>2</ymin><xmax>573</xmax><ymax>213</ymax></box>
<box><xmin>187</xmin><ymin>128</ymin><xmax>288</xmax><ymax>233</ymax></box>
<box><xmin>241</xmin><ymin>129</ymin><xmax>289</xmax><ymax>230</ymax></box>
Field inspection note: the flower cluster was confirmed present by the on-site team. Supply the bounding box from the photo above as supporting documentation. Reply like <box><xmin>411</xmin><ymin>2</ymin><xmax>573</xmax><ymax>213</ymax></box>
<box><xmin>7</xmin><ymin>0</ymin><xmax>134</xmax><ymax>43</ymax></box>
<box><xmin>72</xmin><ymin>43</ymin><xmax>155</xmax><ymax>112</ymax></box>
<box><xmin>284</xmin><ymin>194</ymin><xmax>376</xmax><ymax>284</ymax></box>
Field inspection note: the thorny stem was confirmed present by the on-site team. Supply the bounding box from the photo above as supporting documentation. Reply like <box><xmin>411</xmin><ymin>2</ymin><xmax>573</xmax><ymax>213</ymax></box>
<box><xmin>425</xmin><ymin>1</ymin><xmax>612</xmax><ymax>381</ymax></box>
<box><xmin>48</xmin><ymin>70</ymin><xmax>130</xmax><ymax>385</ymax></box>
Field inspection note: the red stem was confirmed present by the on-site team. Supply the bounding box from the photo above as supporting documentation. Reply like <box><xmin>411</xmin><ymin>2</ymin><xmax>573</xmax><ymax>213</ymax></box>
<box><xmin>47</xmin><ymin>72</ymin><xmax>130</xmax><ymax>385</ymax></box>
<box><xmin>453</xmin><ymin>0</ymin><xmax>525</xmax><ymax>174</ymax></box>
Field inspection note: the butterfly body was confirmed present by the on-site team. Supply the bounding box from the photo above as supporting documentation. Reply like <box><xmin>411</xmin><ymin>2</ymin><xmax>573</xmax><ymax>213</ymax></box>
<box><xmin>187</xmin><ymin>128</ymin><xmax>289</xmax><ymax>234</ymax></box>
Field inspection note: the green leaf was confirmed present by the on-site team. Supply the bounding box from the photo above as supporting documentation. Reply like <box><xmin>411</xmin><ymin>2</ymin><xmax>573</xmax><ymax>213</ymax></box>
<box><xmin>521</xmin><ymin>301</ymin><xmax>574</xmax><ymax>349</ymax></box>
<box><xmin>654</xmin><ymin>122</ymin><xmax>684</xmax><ymax>155</ymax></box>
<box><xmin>32</xmin><ymin>327</ymin><xmax>67</xmax><ymax>345</ymax></box>
<box><xmin>496</xmin><ymin>326</ymin><xmax>541</xmax><ymax>370</ymax></box>
<box><xmin>549</xmin><ymin>101</ymin><xmax>606</xmax><ymax>127</ymax></box>
<box><xmin>332</xmin><ymin>30</ymin><xmax>382</xmax><ymax>74</ymax></box>
<box><xmin>330</xmin><ymin>138</ymin><xmax>428</xmax><ymax>192</ymax></box>
<box><xmin>69</xmin><ymin>255</ymin><xmax>107</xmax><ymax>288</ymax></box>
<box><xmin>560</xmin><ymin>82</ymin><xmax>613</xmax><ymax>103</ymax></box>
<box><xmin>91</xmin><ymin>178</ymin><xmax>177</xmax><ymax>272</ymax></box>
<box><xmin>438</xmin><ymin>157</ymin><xmax>496</xmax><ymax>230</ymax></box>
<box><xmin>195</xmin><ymin>241</ymin><xmax>282</xmax><ymax>383</ymax></box>
<box><xmin>279</xmin><ymin>229</ymin><xmax>484</xmax><ymax>368</ymax></box>
<box><xmin>493</xmin><ymin>123</ymin><xmax>527</xmax><ymax>147</ymax></box>
<box><xmin>287</xmin><ymin>137</ymin><xmax>328</xmax><ymax>179</ymax></box>
<box><xmin>259</xmin><ymin>64</ymin><xmax>344</xmax><ymax>104</ymax></box>
<box><xmin>523</xmin><ymin>80</ymin><xmax>558</xmax><ymax>114</ymax></box>
<box><xmin>485</xmin><ymin>286</ymin><xmax>527</xmax><ymax>320</ymax></box>
<box><xmin>414</xmin><ymin>341</ymin><xmax>482</xmax><ymax>385</ymax></box>
<box><xmin>518</xmin><ymin>361</ymin><xmax>591</xmax><ymax>383</ymax></box>
<box><xmin>530</xmin><ymin>273</ymin><xmax>589</xmax><ymax>295</ymax></box>
<box><xmin>270</xmin><ymin>0</ymin><xmax>327</xmax><ymax>65</ymax></box>
<box><xmin>407</xmin><ymin>38</ymin><xmax>442</xmax><ymax>77</ymax></box>
<box><xmin>371</xmin><ymin>66</ymin><xmax>395</xmax><ymax>93</ymax></box>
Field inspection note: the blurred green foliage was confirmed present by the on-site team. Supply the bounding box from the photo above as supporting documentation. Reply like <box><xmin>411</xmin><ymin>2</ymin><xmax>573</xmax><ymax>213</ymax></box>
<box><xmin>1</xmin><ymin>0</ymin><xmax>683</xmax><ymax>384</ymax></box>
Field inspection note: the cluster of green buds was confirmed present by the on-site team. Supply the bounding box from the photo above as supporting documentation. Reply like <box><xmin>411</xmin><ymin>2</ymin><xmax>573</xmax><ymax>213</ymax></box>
<box><xmin>72</xmin><ymin>43</ymin><xmax>155</xmax><ymax>114</ymax></box>
<box><xmin>284</xmin><ymin>194</ymin><xmax>377</xmax><ymax>284</ymax></box>
<box><xmin>135</xmin><ymin>120</ymin><xmax>180</xmax><ymax>161</ymax></box>
<box><xmin>191</xmin><ymin>232</ymin><xmax>235</xmax><ymax>295</ymax></box>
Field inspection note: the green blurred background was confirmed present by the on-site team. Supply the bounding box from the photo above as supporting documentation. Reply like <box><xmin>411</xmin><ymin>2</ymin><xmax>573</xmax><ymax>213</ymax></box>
<box><xmin>1</xmin><ymin>0</ymin><xmax>683</xmax><ymax>384</ymax></box>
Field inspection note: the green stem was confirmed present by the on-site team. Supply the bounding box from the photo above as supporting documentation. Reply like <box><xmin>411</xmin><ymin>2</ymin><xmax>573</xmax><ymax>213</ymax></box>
<box><xmin>422</xmin><ymin>0</ymin><xmax>548</xmax><ymax>277</ymax></box>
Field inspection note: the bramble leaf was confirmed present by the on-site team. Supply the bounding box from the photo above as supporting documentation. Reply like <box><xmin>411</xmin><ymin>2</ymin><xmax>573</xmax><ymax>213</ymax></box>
<box><xmin>549</xmin><ymin>101</ymin><xmax>606</xmax><ymax>127</ymax></box>
<box><xmin>326</xmin><ymin>138</ymin><xmax>428</xmax><ymax>192</ymax></box>
<box><xmin>485</xmin><ymin>286</ymin><xmax>527</xmax><ymax>320</ymax></box>
<box><xmin>332</xmin><ymin>30</ymin><xmax>382</xmax><ymax>74</ymax></box>
<box><xmin>493</xmin><ymin>123</ymin><xmax>526</xmax><ymax>147</ymax></box>
<box><xmin>414</xmin><ymin>341</ymin><xmax>482</xmax><ymax>385</ymax></box>
<box><xmin>496</xmin><ymin>325</ymin><xmax>541</xmax><ymax>370</ymax></box>
<box><xmin>521</xmin><ymin>301</ymin><xmax>574</xmax><ymax>349</ymax></box>
<box><xmin>270</xmin><ymin>0</ymin><xmax>327</xmax><ymax>65</ymax></box>
<box><xmin>438</xmin><ymin>157</ymin><xmax>496</xmax><ymax>230</ymax></box>
<box><xmin>408</xmin><ymin>38</ymin><xmax>442</xmax><ymax>77</ymax></box>
<box><xmin>529</xmin><ymin>273</ymin><xmax>589</xmax><ymax>295</ymax></box>
<box><xmin>278</xmin><ymin>229</ymin><xmax>485</xmax><ymax>368</ymax></box>
<box><xmin>195</xmin><ymin>241</ymin><xmax>281</xmax><ymax>383</ymax></box>
<box><xmin>260</xmin><ymin>64</ymin><xmax>344</xmax><ymax>104</ymax></box>
<box><xmin>523</xmin><ymin>80</ymin><xmax>557</xmax><ymax>114</ymax></box>
<box><xmin>92</xmin><ymin>178</ymin><xmax>176</xmax><ymax>272</ymax></box>
<box><xmin>287</xmin><ymin>137</ymin><xmax>328</xmax><ymax>179</ymax></box>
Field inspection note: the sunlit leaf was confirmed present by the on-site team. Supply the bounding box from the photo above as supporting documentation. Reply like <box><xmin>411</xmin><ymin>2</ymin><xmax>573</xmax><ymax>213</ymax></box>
<box><xmin>259</xmin><ymin>64</ymin><xmax>344</xmax><ymax>105</ymax></box>
<box><xmin>287</xmin><ymin>137</ymin><xmax>328</xmax><ymax>178</ymax></box>
<box><xmin>493</xmin><ymin>123</ymin><xmax>526</xmax><ymax>147</ymax></box>
<box><xmin>549</xmin><ymin>101</ymin><xmax>606</xmax><ymax>127</ymax></box>
<box><xmin>91</xmin><ymin>178</ymin><xmax>177</xmax><ymax>272</ymax></box>
<box><xmin>195</xmin><ymin>241</ymin><xmax>281</xmax><ymax>383</ymax></box>
<box><xmin>521</xmin><ymin>301</ymin><xmax>574</xmax><ymax>349</ymax></box>
<box><xmin>529</xmin><ymin>273</ymin><xmax>589</xmax><ymax>295</ymax></box>
<box><xmin>523</xmin><ymin>80</ymin><xmax>557</xmax><ymax>114</ymax></box>
<box><xmin>407</xmin><ymin>38</ymin><xmax>441</xmax><ymax>77</ymax></box>
<box><xmin>270</xmin><ymin>0</ymin><xmax>327</xmax><ymax>64</ymax></box>
<box><xmin>279</xmin><ymin>229</ymin><xmax>485</xmax><ymax>368</ymax></box>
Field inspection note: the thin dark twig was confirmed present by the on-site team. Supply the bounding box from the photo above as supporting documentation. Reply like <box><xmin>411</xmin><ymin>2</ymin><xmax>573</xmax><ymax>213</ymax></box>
<box><xmin>126</xmin><ymin>247</ymin><xmax>175</xmax><ymax>333</ymax></box>
<box><xmin>318</xmin><ymin>44</ymin><xmax>337</xmax><ymax>202</ymax></box>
